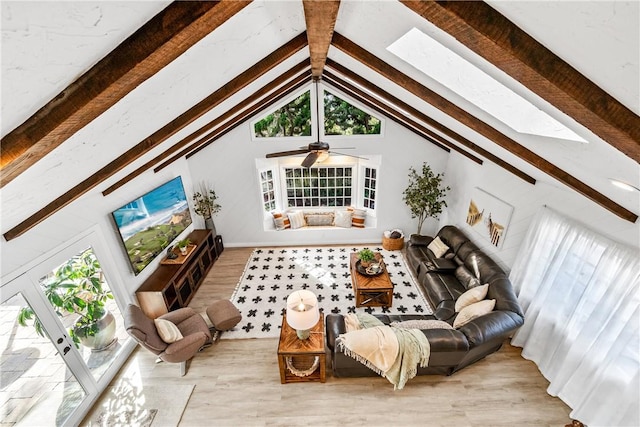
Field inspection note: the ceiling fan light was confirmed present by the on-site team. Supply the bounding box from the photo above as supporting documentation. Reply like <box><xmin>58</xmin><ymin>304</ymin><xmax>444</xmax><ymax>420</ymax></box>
<box><xmin>317</xmin><ymin>151</ymin><xmax>330</xmax><ymax>162</ymax></box>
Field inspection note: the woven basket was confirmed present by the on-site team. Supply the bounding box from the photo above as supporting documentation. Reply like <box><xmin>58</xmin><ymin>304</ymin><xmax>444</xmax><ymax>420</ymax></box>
<box><xmin>382</xmin><ymin>235</ymin><xmax>404</xmax><ymax>251</ymax></box>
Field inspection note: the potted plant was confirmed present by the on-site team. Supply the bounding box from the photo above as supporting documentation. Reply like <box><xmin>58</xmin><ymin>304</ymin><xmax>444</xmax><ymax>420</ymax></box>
<box><xmin>176</xmin><ymin>238</ymin><xmax>191</xmax><ymax>255</ymax></box>
<box><xmin>193</xmin><ymin>186</ymin><xmax>222</xmax><ymax>235</ymax></box>
<box><xmin>403</xmin><ymin>163</ymin><xmax>450</xmax><ymax>235</ymax></box>
<box><xmin>357</xmin><ymin>248</ymin><xmax>376</xmax><ymax>268</ymax></box>
<box><xmin>17</xmin><ymin>248</ymin><xmax>116</xmax><ymax>351</ymax></box>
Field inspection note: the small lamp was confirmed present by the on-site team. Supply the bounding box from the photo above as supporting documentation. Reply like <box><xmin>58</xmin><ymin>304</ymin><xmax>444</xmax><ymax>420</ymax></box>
<box><xmin>286</xmin><ymin>290</ymin><xmax>320</xmax><ymax>339</ymax></box>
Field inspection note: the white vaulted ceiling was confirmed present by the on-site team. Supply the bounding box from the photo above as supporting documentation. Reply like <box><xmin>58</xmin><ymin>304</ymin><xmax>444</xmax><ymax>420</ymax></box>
<box><xmin>1</xmin><ymin>1</ymin><xmax>638</xmax><ymax>242</ymax></box>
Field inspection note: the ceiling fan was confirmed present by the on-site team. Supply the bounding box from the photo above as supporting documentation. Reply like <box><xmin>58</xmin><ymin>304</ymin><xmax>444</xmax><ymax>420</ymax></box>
<box><xmin>265</xmin><ymin>79</ymin><xmax>365</xmax><ymax>168</ymax></box>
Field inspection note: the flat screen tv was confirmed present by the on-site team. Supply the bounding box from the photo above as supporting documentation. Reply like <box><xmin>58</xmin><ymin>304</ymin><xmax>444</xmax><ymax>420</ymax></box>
<box><xmin>111</xmin><ymin>176</ymin><xmax>193</xmax><ymax>275</ymax></box>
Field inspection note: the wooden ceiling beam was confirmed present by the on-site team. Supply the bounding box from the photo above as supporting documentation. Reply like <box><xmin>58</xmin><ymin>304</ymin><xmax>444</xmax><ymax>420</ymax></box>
<box><xmin>331</xmin><ymin>32</ymin><xmax>637</xmax><ymax>222</ymax></box>
<box><xmin>102</xmin><ymin>60</ymin><xmax>310</xmax><ymax>196</ymax></box>
<box><xmin>3</xmin><ymin>33</ymin><xmax>308</xmax><ymax>241</ymax></box>
<box><xmin>401</xmin><ymin>0</ymin><xmax>640</xmax><ymax>163</ymax></box>
<box><xmin>0</xmin><ymin>1</ymin><xmax>252</xmax><ymax>187</ymax></box>
<box><xmin>325</xmin><ymin>60</ymin><xmax>534</xmax><ymax>184</ymax></box>
<box><xmin>302</xmin><ymin>0</ymin><xmax>341</xmax><ymax>78</ymax></box>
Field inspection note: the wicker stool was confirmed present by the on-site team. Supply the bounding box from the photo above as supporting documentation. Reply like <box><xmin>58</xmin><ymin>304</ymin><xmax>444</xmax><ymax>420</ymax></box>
<box><xmin>206</xmin><ymin>300</ymin><xmax>242</xmax><ymax>331</ymax></box>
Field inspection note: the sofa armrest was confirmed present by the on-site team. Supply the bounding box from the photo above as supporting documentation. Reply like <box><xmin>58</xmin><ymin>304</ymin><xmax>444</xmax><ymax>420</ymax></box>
<box><xmin>326</xmin><ymin>313</ymin><xmax>347</xmax><ymax>352</ymax></box>
<box><xmin>160</xmin><ymin>331</ymin><xmax>209</xmax><ymax>363</ymax></box>
<box><xmin>409</xmin><ymin>234</ymin><xmax>434</xmax><ymax>247</ymax></box>
<box><xmin>457</xmin><ymin>311</ymin><xmax>524</xmax><ymax>348</ymax></box>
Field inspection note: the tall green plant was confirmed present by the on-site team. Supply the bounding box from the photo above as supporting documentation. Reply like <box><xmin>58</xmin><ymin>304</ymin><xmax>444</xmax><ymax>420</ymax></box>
<box><xmin>403</xmin><ymin>163</ymin><xmax>450</xmax><ymax>235</ymax></box>
<box><xmin>17</xmin><ymin>248</ymin><xmax>113</xmax><ymax>347</ymax></box>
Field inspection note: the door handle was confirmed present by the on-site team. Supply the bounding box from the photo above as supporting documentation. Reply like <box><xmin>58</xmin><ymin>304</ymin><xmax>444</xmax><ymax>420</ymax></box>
<box><xmin>63</xmin><ymin>346</ymin><xmax>70</xmax><ymax>355</ymax></box>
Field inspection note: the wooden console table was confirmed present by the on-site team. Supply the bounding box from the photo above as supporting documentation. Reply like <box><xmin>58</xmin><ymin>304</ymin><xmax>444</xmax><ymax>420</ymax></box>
<box><xmin>135</xmin><ymin>229</ymin><xmax>222</xmax><ymax>318</ymax></box>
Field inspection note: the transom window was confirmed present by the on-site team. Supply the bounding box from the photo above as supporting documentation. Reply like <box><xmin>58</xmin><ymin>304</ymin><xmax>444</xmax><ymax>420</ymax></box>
<box><xmin>284</xmin><ymin>167</ymin><xmax>353</xmax><ymax>208</ymax></box>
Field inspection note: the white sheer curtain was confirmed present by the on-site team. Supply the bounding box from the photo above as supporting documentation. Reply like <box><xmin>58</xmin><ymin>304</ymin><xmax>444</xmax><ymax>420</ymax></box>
<box><xmin>510</xmin><ymin>207</ymin><xmax>640</xmax><ymax>427</ymax></box>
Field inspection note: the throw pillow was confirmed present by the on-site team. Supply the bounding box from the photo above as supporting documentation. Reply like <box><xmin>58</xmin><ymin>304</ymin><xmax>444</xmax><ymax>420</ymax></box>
<box><xmin>347</xmin><ymin>207</ymin><xmax>366</xmax><ymax>228</ymax></box>
<box><xmin>427</xmin><ymin>236</ymin><xmax>449</xmax><ymax>258</ymax></box>
<box><xmin>334</xmin><ymin>210</ymin><xmax>352</xmax><ymax>228</ymax></box>
<box><xmin>271</xmin><ymin>212</ymin><xmax>290</xmax><ymax>230</ymax></box>
<box><xmin>391</xmin><ymin>320</ymin><xmax>453</xmax><ymax>330</ymax></box>
<box><xmin>453</xmin><ymin>299</ymin><xmax>496</xmax><ymax>329</ymax></box>
<box><xmin>287</xmin><ymin>211</ymin><xmax>306</xmax><ymax>229</ymax></box>
<box><xmin>305</xmin><ymin>213</ymin><xmax>334</xmax><ymax>226</ymax></box>
<box><xmin>455</xmin><ymin>283</ymin><xmax>489</xmax><ymax>312</ymax></box>
<box><xmin>455</xmin><ymin>265</ymin><xmax>481</xmax><ymax>289</ymax></box>
<box><xmin>154</xmin><ymin>318</ymin><xmax>183</xmax><ymax>343</ymax></box>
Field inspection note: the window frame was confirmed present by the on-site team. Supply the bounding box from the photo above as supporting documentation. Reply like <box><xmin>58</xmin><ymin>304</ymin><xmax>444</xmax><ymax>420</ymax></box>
<box><xmin>249</xmin><ymin>87</ymin><xmax>316</xmax><ymax>143</ymax></box>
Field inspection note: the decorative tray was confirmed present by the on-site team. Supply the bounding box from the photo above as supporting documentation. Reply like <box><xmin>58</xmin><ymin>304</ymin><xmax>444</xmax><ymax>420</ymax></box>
<box><xmin>355</xmin><ymin>260</ymin><xmax>385</xmax><ymax>276</ymax></box>
<box><xmin>161</xmin><ymin>244</ymin><xmax>196</xmax><ymax>265</ymax></box>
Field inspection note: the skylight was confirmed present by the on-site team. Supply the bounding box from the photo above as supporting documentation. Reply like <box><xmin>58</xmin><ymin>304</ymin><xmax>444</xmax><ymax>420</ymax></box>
<box><xmin>387</xmin><ymin>28</ymin><xmax>587</xmax><ymax>143</ymax></box>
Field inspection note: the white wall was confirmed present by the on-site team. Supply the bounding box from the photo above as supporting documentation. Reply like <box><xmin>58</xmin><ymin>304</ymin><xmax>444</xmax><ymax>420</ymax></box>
<box><xmin>442</xmin><ymin>153</ymin><xmax>640</xmax><ymax>272</ymax></box>
<box><xmin>186</xmin><ymin>107</ymin><xmax>451</xmax><ymax>247</ymax></box>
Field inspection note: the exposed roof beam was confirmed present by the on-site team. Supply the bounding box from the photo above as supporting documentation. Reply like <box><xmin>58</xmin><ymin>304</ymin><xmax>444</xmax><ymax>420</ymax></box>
<box><xmin>0</xmin><ymin>0</ymin><xmax>251</xmax><ymax>188</ymax></box>
<box><xmin>102</xmin><ymin>60</ymin><xmax>310</xmax><ymax>196</ymax></box>
<box><xmin>322</xmin><ymin>74</ymin><xmax>452</xmax><ymax>153</ymax></box>
<box><xmin>3</xmin><ymin>33</ymin><xmax>308</xmax><ymax>241</ymax></box>
<box><xmin>401</xmin><ymin>0</ymin><xmax>640</xmax><ymax>163</ymax></box>
<box><xmin>302</xmin><ymin>0</ymin><xmax>341</xmax><ymax>78</ymax></box>
<box><xmin>331</xmin><ymin>32</ymin><xmax>637</xmax><ymax>222</ymax></box>
<box><xmin>325</xmin><ymin>61</ymin><xmax>534</xmax><ymax>184</ymax></box>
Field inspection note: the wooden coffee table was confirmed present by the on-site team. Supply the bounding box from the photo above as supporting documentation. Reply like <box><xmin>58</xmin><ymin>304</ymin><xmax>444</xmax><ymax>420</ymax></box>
<box><xmin>277</xmin><ymin>313</ymin><xmax>326</xmax><ymax>384</ymax></box>
<box><xmin>350</xmin><ymin>252</ymin><xmax>394</xmax><ymax>307</ymax></box>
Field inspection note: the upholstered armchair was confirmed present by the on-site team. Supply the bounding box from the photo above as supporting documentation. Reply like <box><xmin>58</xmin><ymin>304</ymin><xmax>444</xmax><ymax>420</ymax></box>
<box><xmin>124</xmin><ymin>304</ymin><xmax>212</xmax><ymax>376</ymax></box>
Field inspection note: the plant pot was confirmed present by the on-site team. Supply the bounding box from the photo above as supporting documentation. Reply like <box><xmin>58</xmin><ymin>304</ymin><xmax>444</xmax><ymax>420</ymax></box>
<box><xmin>180</xmin><ymin>247</ymin><xmax>188</xmax><ymax>255</ymax></box>
<box><xmin>205</xmin><ymin>217</ymin><xmax>217</xmax><ymax>236</ymax></box>
<box><xmin>74</xmin><ymin>310</ymin><xmax>117</xmax><ymax>351</ymax></box>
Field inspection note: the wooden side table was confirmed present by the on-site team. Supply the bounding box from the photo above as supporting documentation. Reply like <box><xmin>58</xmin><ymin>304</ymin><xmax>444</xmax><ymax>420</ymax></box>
<box><xmin>277</xmin><ymin>313</ymin><xmax>326</xmax><ymax>384</ymax></box>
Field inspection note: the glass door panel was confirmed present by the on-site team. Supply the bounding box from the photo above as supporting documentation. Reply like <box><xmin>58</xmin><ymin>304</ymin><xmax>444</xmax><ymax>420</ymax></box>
<box><xmin>1</xmin><ymin>291</ymin><xmax>86</xmax><ymax>426</ymax></box>
<box><xmin>32</xmin><ymin>246</ymin><xmax>129</xmax><ymax>383</ymax></box>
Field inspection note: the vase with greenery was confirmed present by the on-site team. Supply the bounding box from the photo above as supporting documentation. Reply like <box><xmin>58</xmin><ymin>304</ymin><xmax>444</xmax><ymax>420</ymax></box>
<box><xmin>17</xmin><ymin>248</ymin><xmax>116</xmax><ymax>350</ymax></box>
<box><xmin>193</xmin><ymin>187</ymin><xmax>221</xmax><ymax>234</ymax></box>
<box><xmin>403</xmin><ymin>163</ymin><xmax>450</xmax><ymax>235</ymax></box>
<box><xmin>357</xmin><ymin>248</ymin><xmax>376</xmax><ymax>268</ymax></box>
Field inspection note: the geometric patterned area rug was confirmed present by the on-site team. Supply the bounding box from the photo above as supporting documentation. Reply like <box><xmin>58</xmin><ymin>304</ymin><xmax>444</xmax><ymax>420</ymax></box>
<box><xmin>222</xmin><ymin>245</ymin><xmax>432</xmax><ymax>340</ymax></box>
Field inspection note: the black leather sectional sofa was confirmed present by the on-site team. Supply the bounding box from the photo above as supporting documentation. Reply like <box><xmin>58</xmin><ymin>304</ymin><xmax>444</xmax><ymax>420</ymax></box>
<box><xmin>326</xmin><ymin>225</ymin><xmax>524</xmax><ymax>377</ymax></box>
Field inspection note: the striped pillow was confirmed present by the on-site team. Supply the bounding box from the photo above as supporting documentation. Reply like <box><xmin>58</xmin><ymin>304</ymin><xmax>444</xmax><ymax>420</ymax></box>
<box><xmin>348</xmin><ymin>207</ymin><xmax>366</xmax><ymax>228</ymax></box>
<box><xmin>272</xmin><ymin>212</ymin><xmax>290</xmax><ymax>230</ymax></box>
<box><xmin>287</xmin><ymin>211</ymin><xmax>306</xmax><ymax>229</ymax></box>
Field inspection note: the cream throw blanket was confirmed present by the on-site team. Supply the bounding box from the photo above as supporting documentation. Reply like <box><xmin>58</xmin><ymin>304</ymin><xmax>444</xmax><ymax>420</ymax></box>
<box><xmin>337</xmin><ymin>314</ymin><xmax>431</xmax><ymax>390</ymax></box>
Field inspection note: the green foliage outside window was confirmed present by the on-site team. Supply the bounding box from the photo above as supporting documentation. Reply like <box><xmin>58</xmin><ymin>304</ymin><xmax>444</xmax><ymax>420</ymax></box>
<box><xmin>254</xmin><ymin>91</ymin><xmax>312</xmax><ymax>137</ymax></box>
<box><xmin>324</xmin><ymin>90</ymin><xmax>381</xmax><ymax>135</ymax></box>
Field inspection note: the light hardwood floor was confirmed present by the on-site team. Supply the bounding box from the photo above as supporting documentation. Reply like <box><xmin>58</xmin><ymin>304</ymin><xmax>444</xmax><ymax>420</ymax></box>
<box><xmin>84</xmin><ymin>247</ymin><xmax>572</xmax><ymax>426</ymax></box>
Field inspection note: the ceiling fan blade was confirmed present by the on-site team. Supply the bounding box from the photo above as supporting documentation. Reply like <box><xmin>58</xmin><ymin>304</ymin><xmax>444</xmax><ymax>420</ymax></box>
<box><xmin>328</xmin><ymin>150</ymin><xmax>369</xmax><ymax>160</ymax></box>
<box><xmin>266</xmin><ymin>149</ymin><xmax>310</xmax><ymax>158</ymax></box>
<box><xmin>301</xmin><ymin>152</ymin><xmax>320</xmax><ymax>168</ymax></box>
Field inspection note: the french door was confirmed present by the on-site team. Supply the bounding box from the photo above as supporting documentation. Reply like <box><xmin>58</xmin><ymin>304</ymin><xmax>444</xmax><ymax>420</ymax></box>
<box><xmin>0</xmin><ymin>231</ymin><xmax>134</xmax><ymax>426</ymax></box>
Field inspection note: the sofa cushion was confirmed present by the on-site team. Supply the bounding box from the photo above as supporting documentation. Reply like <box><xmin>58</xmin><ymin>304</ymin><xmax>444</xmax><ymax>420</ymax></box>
<box><xmin>272</xmin><ymin>212</ymin><xmax>291</xmax><ymax>230</ymax></box>
<box><xmin>465</xmin><ymin>251</ymin><xmax>503</xmax><ymax>283</ymax></box>
<box><xmin>455</xmin><ymin>283</ymin><xmax>489</xmax><ymax>312</ymax></box>
<box><xmin>437</xmin><ymin>225</ymin><xmax>470</xmax><ymax>254</ymax></box>
<box><xmin>455</xmin><ymin>265</ymin><xmax>481</xmax><ymax>289</ymax></box>
<box><xmin>427</xmin><ymin>236</ymin><xmax>449</xmax><ymax>258</ymax></box>
<box><xmin>334</xmin><ymin>210</ymin><xmax>352</xmax><ymax>228</ymax></box>
<box><xmin>453</xmin><ymin>299</ymin><xmax>496</xmax><ymax>328</ymax></box>
<box><xmin>288</xmin><ymin>211</ymin><xmax>306</xmax><ymax>229</ymax></box>
<box><xmin>154</xmin><ymin>318</ymin><xmax>183</xmax><ymax>343</ymax></box>
<box><xmin>348</xmin><ymin>207</ymin><xmax>366</xmax><ymax>228</ymax></box>
<box><xmin>305</xmin><ymin>212</ymin><xmax>334</xmax><ymax>226</ymax></box>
